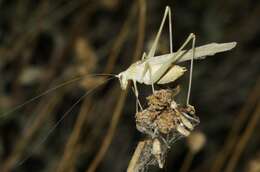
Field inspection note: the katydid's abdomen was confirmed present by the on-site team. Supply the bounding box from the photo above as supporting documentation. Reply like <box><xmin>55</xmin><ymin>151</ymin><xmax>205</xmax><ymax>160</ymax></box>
<box><xmin>123</xmin><ymin>61</ymin><xmax>186</xmax><ymax>85</ymax></box>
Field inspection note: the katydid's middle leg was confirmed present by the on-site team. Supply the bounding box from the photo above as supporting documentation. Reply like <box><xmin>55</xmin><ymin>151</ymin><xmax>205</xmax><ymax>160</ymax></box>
<box><xmin>147</xmin><ymin>63</ymin><xmax>155</xmax><ymax>93</ymax></box>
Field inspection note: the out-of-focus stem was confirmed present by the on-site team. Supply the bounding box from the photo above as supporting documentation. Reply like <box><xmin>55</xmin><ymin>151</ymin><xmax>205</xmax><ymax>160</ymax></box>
<box><xmin>180</xmin><ymin>151</ymin><xmax>195</xmax><ymax>172</ymax></box>
<box><xmin>211</xmin><ymin>78</ymin><xmax>260</xmax><ymax>172</ymax></box>
<box><xmin>224</xmin><ymin>103</ymin><xmax>260</xmax><ymax>172</ymax></box>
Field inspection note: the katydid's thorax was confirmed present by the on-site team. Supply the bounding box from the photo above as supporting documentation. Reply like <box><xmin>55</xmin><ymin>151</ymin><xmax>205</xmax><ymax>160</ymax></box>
<box><xmin>125</xmin><ymin>60</ymin><xmax>147</xmax><ymax>83</ymax></box>
<box><xmin>117</xmin><ymin>60</ymin><xmax>146</xmax><ymax>90</ymax></box>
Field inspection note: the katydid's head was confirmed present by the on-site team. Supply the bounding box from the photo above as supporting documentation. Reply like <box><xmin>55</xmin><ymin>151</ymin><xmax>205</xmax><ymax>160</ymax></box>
<box><xmin>117</xmin><ymin>72</ymin><xmax>128</xmax><ymax>90</ymax></box>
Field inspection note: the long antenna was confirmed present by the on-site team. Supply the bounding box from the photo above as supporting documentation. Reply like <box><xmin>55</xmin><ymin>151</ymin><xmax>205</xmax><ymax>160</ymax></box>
<box><xmin>16</xmin><ymin>76</ymin><xmax>115</xmax><ymax>167</ymax></box>
<box><xmin>0</xmin><ymin>73</ymin><xmax>115</xmax><ymax>119</ymax></box>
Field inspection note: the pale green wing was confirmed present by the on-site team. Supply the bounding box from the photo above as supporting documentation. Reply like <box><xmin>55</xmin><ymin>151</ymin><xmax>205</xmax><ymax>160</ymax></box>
<box><xmin>147</xmin><ymin>42</ymin><xmax>237</xmax><ymax>65</ymax></box>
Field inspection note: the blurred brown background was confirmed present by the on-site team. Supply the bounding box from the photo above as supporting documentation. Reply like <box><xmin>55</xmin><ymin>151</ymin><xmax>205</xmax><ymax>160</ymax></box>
<box><xmin>0</xmin><ymin>0</ymin><xmax>259</xmax><ymax>172</ymax></box>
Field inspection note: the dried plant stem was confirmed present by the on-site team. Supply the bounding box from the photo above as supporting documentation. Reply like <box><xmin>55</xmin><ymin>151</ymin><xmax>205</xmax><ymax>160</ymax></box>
<box><xmin>104</xmin><ymin>6</ymin><xmax>134</xmax><ymax>73</ymax></box>
<box><xmin>127</xmin><ymin>141</ymin><xmax>147</xmax><ymax>172</ymax></box>
<box><xmin>224</xmin><ymin>103</ymin><xmax>260</xmax><ymax>172</ymax></box>
<box><xmin>53</xmin><ymin>5</ymin><xmax>100</xmax><ymax>172</ymax></box>
<box><xmin>132</xmin><ymin>0</ymin><xmax>146</xmax><ymax>60</ymax></box>
<box><xmin>56</xmin><ymin>97</ymin><xmax>91</xmax><ymax>172</ymax></box>
<box><xmin>0</xmin><ymin>95</ymin><xmax>61</xmax><ymax>172</ymax></box>
<box><xmin>86</xmin><ymin>1</ymin><xmax>146</xmax><ymax>171</ymax></box>
<box><xmin>86</xmin><ymin>90</ymin><xmax>128</xmax><ymax>172</ymax></box>
<box><xmin>179</xmin><ymin>151</ymin><xmax>195</xmax><ymax>172</ymax></box>
<box><xmin>211</xmin><ymin>78</ymin><xmax>260</xmax><ymax>172</ymax></box>
<box><xmin>56</xmin><ymin>3</ymin><xmax>135</xmax><ymax>172</ymax></box>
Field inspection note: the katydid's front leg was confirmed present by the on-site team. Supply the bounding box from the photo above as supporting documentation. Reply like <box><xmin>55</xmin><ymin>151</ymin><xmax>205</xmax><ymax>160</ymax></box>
<box><xmin>141</xmin><ymin>62</ymin><xmax>155</xmax><ymax>92</ymax></box>
<box><xmin>133</xmin><ymin>81</ymin><xmax>143</xmax><ymax>112</ymax></box>
<box><xmin>141</xmin><ymin>52</ymin><xmax>147</xmax><ymax>60</ymax></box>
<box><xmin>147</xmin><ymin>63</ymin><xmax>155</xmax><ymax>92</ymax></box>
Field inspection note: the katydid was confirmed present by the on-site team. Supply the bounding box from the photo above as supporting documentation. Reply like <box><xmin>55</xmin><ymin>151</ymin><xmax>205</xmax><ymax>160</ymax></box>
<box><xmin>1</xmin><ymin>6</ymin><xmax>237</xmax><ymax>118</ymax></box>
<box><xmin>116</xmin><ymin>6</ymin><xmax>236</xmax><ymax>110</ymax></box>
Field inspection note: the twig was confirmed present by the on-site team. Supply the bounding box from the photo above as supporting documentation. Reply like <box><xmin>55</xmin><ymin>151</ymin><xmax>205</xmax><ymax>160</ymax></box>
<box><xmin>180</xmin><ymin>151</ymin><xmax>195</xmax><ymax>172</ymax></box>
<box><xmin>56</xmin><ymin>97</ymin><xmax>91</xmax><ymax>172</ymax></box>
<box><xmin>224</xmin><ymin>103</ymin><xmax>260</xmax><ymax>172</ymax></box>
<box><xmin>0</xmin><ymin>94</ymin><xmax>61</xmax><ymax>172</ymax></box>
<box><xmin>56</xmin><ymin>3</ymin><xmax>135</xmax><ymax>172</ymax></box>
<box><xmin>127</xmin><ymin>141</ymin><xmax>147</xmax><ymax>172</ymax></box>
<box><xmin>211</xmin><ymin>78</ymin><xmax>260</xmax><ymax>172</ymax></box>
<box><xmin>104</xmin><ymin>6</ymin><xmax>134</xmax><ymax>74</ymax></box>
<box><xmin>85</xmin><ymin>1</ymin><xmax>146</xmax><ymax>171</ymax></box>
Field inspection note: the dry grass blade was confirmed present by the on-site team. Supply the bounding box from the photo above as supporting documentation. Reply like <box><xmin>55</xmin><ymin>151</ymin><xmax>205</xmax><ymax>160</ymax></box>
<box><xmin>211</xmin><ymin>78</ymin><xmax>260</xmax><ymax>172</ymax></box>
<box><xmin>0</xmin><ymin>94</ymin><xmax>61</xmax><ymax>172</ymax></box>
<box><xmin>224</xmin><ymin>103</ymin><xmax>260</xmax><ymax>172</ymax></box>
<box><xmin>180</xmin><ymin>131</ymin><xmax>206</xmax><ymax>172</ymax></box>
<box><xmin>56</xmin><ymin>7</ymin><xmax>134</xmax><ymax>171</ymax></box>
<box><xmin>86</xmin><ymin>90</ymin><xmax>128</xmax><ymax>172</ymax></box>
<box><xmin>127</xmin><ymin>141</ymin><xmax>147</xmax><ymax>172</ymax></box>
<box><xmin>179</xmin><ymin>151</ymin><xmax>194</xmax><ymax>172</ymax></box>
<box><xmin>56</xmin><ymin>97</ymin><xmax>91</xmax><ymax>172</ymax></box>
<box><xmin>85</xmin><ymin>0</ymin><xmax>146</xmax><ymax>171</ymax></box>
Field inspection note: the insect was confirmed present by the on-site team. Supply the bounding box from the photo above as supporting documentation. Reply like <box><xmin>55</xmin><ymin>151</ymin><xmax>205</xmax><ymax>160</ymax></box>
<box><xmin>1</xmin><ymin>6</ymin><xmax>236</xmax><ymax>118</ymax></box>
<box><xmin>116</xmin><ymin>6</ymin><xmax>236</xmax><ymax>111</ymax></box>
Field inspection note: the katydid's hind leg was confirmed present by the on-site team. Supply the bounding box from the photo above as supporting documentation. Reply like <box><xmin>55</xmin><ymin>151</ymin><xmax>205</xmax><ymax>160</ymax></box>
<box><xmin>186</xmin><ymin>34</ymin><xmax>196</xmax><ymax>106</ymax></box>
<box><xmin>168</xmin><ymin>6</ymin><xmax>173</xmax><ymax>53</ymax></box>
<box><xmin>157</xmin><ymin>32</ymin><xmax>196</xmax><ymax>105</ymax></box>
<box><xmin>150</xmin><ymin>33</ymin><xmax>196</xmax><ymax>85</ymax></box>
<box><xmin>147</xmin><ymin>6</ymin><xmax>173</xmax><ymax>59</ymax></box>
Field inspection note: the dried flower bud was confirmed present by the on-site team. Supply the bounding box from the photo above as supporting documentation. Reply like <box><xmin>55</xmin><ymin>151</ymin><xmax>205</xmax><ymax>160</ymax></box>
<box><xmin>186</xmin><ymin>131</ymin><xmax>206</xmax><ymax>153</ymax></box>
<box><xmin>152</xmin><ymin>139</ymin><xmax>165</xmax><ymax>168</ymax></box>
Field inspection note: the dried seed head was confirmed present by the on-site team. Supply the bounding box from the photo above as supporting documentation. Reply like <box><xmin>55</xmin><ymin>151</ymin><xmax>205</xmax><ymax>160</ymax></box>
<box><xmin>155</xmin><ymin>110</ymin><xmax>175</xmax><ymax>134</ymax></box>
<box><xmin>136</xmin><ymin>88</ymin><xmax>199</xmax><ymax>139</ymax></box>
<box><xmin>136</xmin><ymin>109</ymin><xmax>159</xmax><ymax>135</ymax></box>
<box><xmin>134</xmin><ymin>88</ymin><xmax>200</xmax><ymax>170</ymax></box>
<box><xmin>147</xmin><ymin>89</ymin><xmax>178</xmax><ymax>109</ymax></box>
<box><xmin>179</xmin><ymin>113</ymin><xmax>194</xmax><ymax>130</ymax></box>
